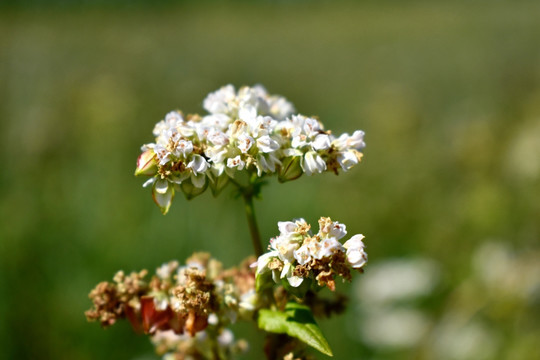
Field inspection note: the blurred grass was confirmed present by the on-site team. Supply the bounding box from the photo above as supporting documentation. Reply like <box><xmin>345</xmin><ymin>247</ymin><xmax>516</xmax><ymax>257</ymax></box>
<box><xmin>1</xmin><ymin>1</ymin><xmax>539</xmax><ymax>359</ymax></box>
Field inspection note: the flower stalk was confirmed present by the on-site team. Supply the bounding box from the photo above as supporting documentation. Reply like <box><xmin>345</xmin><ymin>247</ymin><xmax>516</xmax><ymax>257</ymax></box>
<box><xmin>242</xmin><ymin>190</ymin><xmax>263</xmax><ymax>257</ymax></box>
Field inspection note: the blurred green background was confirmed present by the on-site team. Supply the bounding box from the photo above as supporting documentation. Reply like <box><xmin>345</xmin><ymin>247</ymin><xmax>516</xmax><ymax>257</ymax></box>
<box><xmin>1</xmin><ymin>0</ymin><xmax>539</xmax><ymax>359</ymax></box>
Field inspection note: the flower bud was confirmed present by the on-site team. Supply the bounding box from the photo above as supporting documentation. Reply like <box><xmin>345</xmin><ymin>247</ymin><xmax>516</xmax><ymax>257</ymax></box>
<box><xmin>278</xmin><ymin>156</ymin><xmax>303</xmax><ymax>183</ymax></box>
<box><xmin>152</xmin><ymin>181</ymin><xmax>174</xmax><ymax>214</ymax></box>
<box><xmin>209</xmin><ymin>172</ymin><xmax>229</xmax><ymax>197</ymax></box>
<box><xmin>181</xmin><ymin>178</ymin><xmax>208</xmax><ymax>200</ymax></box>
<box><xmin>135</xmin><ymin>149</ymin><xmax>158</xmax><ymax>176</ymax></box>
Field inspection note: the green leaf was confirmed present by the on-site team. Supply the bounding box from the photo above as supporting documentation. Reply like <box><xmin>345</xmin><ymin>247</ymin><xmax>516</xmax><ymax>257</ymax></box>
<box><xmin>258</xmin><ymin>302</ymin><xmax>333</xmax><ymax>357</ymax></box>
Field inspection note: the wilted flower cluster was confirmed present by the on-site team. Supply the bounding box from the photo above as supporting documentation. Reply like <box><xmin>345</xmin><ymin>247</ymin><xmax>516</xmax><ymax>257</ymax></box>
<box><xmin>135</xmin><ymin>85</ymin><xmax>366</xmax><ymax>213</ymax></box>
<box><xmin>86</xmin><ymin>253</ymin><xmax>256</xmax><ymax>359</ymax></box>
<box><xmin>256</xmin><ymin>217</ymin><xmax>367</xmax><ymax>292</ymax></box>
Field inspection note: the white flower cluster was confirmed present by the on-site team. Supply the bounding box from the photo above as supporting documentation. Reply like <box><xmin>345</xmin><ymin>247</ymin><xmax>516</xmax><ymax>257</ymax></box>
<box><xmin>153</xmin><ymin>328</ymin><xmax>247</xmax><ymax>360</ymax></box>
<box><xmin>256</xmin><ymin>217</ymin><xmax>367</xmax><ymax>291</ymax></box>
<box><xmin>135</xmin><ymin>85</ymin><xmax>366</xmax><ymax>213</ymax></box>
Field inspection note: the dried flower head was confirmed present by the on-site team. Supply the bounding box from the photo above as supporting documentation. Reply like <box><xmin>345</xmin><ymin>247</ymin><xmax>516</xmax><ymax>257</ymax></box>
<box><xmin>86</xmin><ymin>254</ymin><xmax>257</xmax><ymax>359</ymax></box>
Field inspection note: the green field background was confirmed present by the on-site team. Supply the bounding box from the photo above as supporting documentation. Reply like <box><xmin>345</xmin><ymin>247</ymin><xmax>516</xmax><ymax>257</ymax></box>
<box><xmin>1</xmin><ymin>1</ymin><xmax>539</xmax><ymax>359</ymax></box>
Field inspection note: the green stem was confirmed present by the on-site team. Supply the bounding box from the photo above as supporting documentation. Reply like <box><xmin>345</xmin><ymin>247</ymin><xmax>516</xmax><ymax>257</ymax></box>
<box><xmin>242</xmin><ymin>191</ymin><xmax>264</xmax><ymax>257</ymax></box>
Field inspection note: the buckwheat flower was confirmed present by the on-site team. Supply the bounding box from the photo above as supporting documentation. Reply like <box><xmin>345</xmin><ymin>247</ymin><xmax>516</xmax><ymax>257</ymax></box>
<box><xmin>267</xmin><ymin>96</ymin><xmax>295</xmax><ymax>121</ymax></box>
<box><xmin>281</xmin><ymin>218</ymin><xmax>311</xmax><ymax>236</ymax></box>
<box><xmin>203</xmin><ymin>84</ymin><xmax>236</xmax><ymax>115</ymax></box>
<box><xmin>153</xmin><ymin>111</ymin><xmax>184</xmax><ymax>137</ymax></box>
<box><xmin>154</xmin><ymin>144</ymin><xmax>173</xmax><ymax>166</ymax></box>
<box><xmin>318</xmin><ymin>217</ymin><xmax>347</xmax><ymax>241</ymax></box>
<box><xmin>344</xmin><ymin>234</ymin><xmax>368</xmax><ymax>268</ymax></box>
<box><xmin>255</xmin><ymin>152</ymin><xmax>280</xmax><ymax>176</ymax></box>
<box><xmin>312</xmin><ymin>134</ymin><xmax>332</xmax><ymax>151</ymax></box>
<box><xmin>208</xmin><ymin>129</ymin><xmax>229</xmax><ymax>147</ymax></box>
<box><xmin>256</xmin><ymin>217</ymin><xmax>367</xmax><ymax>291</ymax></box>
<box><xmin>303</xmin><ymin>117</ymin><xmax>323</xmax><ymax>137</ymax></box>
<box><xmin>333</xmin><ymin>130</ymin><xmax>366</xmax><ymax>151</ymax></box>
<box><xmin>238</xmin><ymin>290</ymin><xmax>257</xmax><ymax>311</ymax></box>
<box><xmin>172</xmin><ymin>139</ymin><xmax>194</xmax><ymax>158</ymax></box>
<box><xmin>315</xmin><ymin>237</ymin><xmax>345</xmax><ymax>260</ymax></box>
<box><xmin>272</xmin><ymin>235</ymin><xmax>300</xmax><ymax>264</ymax></box>
<box><xmin>187</xmin><ymin>154</ymin><xmax>209</xmax><ymax>175</ymax></box>
<box><xmin>136</xmin><ymin>85</ymin><xmax>366</xmax><ymax>213</ymax></box>
<box><xmin>227</xmin><ymin>155</ymin><xmax>245</xmax><ymax>170</ymax></box>
<box><xmin>293</xmin><ymin>244</ymin><xmax>312</xmax><ymax>265</ymax></box>
<box><xmin>256</xmin><ymin>251</ymin><xmax>279</xmax><ymax>275</ymax></box>
<box><xmin>256</xmin><ymin>135</ymin><xmax>280</xmax><ymax>153</ymax></box>
<box><xmin>302</xmin><ymin>151</ymin><xmax>327</xmax><ymax>176</ymax></box>
<box><xmin>202</xmin><ymin>114</ymin><xmax>231</xmax><ymax>132</ymax></box>
<box><xmin>157</xmin><ymin>261</ymin><xmax>179</xmax><ymax>280</ymax></box>
<box><xmin>253</xmin><ymin>116</ymin><xmax>278</xmax><ymax>137</ymax></box>
<box><xmin>337</xmin><ymin>150</ymin><xmax>359</xmax><ymax>171</ymax></box>
<box><xmin>185</xmin><ymin>155</ymin><xmax>209</xmax><ymax>189</ymax></box>
<box><xmin>237</xmin><ymin>133</ymin><xmax>254</xmax><ymax>154</ymax></box>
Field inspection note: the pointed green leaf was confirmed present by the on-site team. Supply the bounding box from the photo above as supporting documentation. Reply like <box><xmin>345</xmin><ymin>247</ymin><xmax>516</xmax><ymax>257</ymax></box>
<box><xmin>258</xmin><ymin>302</ymin><xmax>333</xmax><ymax>357</ymax></box>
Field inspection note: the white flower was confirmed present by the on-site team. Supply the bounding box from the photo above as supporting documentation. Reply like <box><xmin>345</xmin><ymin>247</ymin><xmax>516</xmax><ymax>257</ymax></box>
<box><xmin>256</xmin><ymin>153</ymin><xmax>280</xmax><ymax>175</ymax></box>
<box><xmin>303</xmin><ymin>117</ymin><xmax>322</xmax><ymax>137</ymax></box>
<box><xmin>187</xmin><ymin>154</ymin><xmax>210</xmax><ymax>175</ymax></box>
<box><xmin>227</xmin><ymin>155</ymin><xmax>245</xmax><ymax>170</ymax></box>
<box><xmin>156</xmin><ymin>261</ymin><xmax>178</xmax><ymax>279</ymax></box>
<box><xmin>272</xmin><ymin>235</ymin><xmax>300</xmax><ymax>264</ymax></box>
<box><xmin>268</xmin><ymin>96</ymin><xmax>295</xmax><ymax>121</ymax></box>
<box><xmin>137</xmin><ymin>84</ymin><xmax>366</xmax><ymax>214</ymax></box>
<box><xmin>302</xmin><ymin>151</ymin><xmax>326</xmax><ymax>176</ymax></box>
<box><xmin>153</xmin><ymin>111</ymin><xmax>184</xmax><ymax>137</ymax></box>
<box><xmin>154</xmin><ymin>144</ymin><xmax>172</xmax><ymax>165</ymax></box>
<box><xmin>312</xmin><ymin>134</ymin><xmax>331</xmax><ymax>151</ymax></box>
<box><xmin>337</xmin><ymin>150</ymin><xmax>359</xmax><ymax>171</ymax></box>
<box><xmin>319</xmin><ymin>219</ymin><xmax>347</xmax><ymax>240</ymax></box>
<box><xmin>172</xmin><ymin>139</ymin><xmax>194</xmax><ymax>158</ymax></box>
<box><xmin>333</xmin><ymin>130</ymin><xmax>365</xmax><ymax>150</ymax></box>
<box><xmin>278</xmin><ymin>221</ymin><xmax>298</xmax><ymax>235</ymax></box>
<box><xmin>287</xmin><ymin>275</ymin><xmax>304</xmax><ymax>287</ymax></box>
<box><xmin>344</xmin><ymin>234</ymin><xmax>367</xmax><ymax>268</ymax></box>
<box><xmin>279</xmin><ymin>262</ymin><xmax>304</xmax><ymax>287</ymax></box>
<box><xmin>315</xmin><ymin>237</ymin><xmax>344</xmax><ymax>259</ymax></box>
<box><xmin>237</xmin><ymin>134</ymin><xmax>254</xmax><ymax>154</ymax></box>
<box><xmin>294</xmin><ymin>244</ymin><xmax>312</xmax><ymax>265</ymax></box>
<box><xmin>217</xmin><ymin>329</ymin><xmax>235</xmax><ymax>346</ymax></box>
<box><xmin>202</xmin><ymin>114</ymin><xmax>231</xmax><ymax>131</ymax></box>
<box><xmin>203</xmin><ymin>84</ymin><xmax>236</xmax><ymax>114</ymax></box>
<box><xmin>239</xmin><ymin>290</ymin><xmax>258</xmax><ymax>311</ymax></box>
<box><xmin>257</xmin><ymin>135</ymin><xmax>280</xmax><ymax>153</ymax></box>
<box><xmin>208</xmin><ymin>130</ymin><xmax>229</xmax><ymax>147</ymax></box>
<box><xmin>256</xmin><ymin>251</ymin><xmax>279</xmax><ymax>274</ymax></box>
